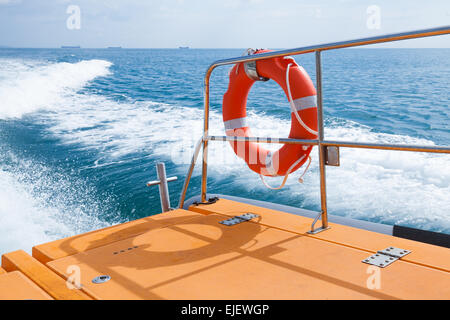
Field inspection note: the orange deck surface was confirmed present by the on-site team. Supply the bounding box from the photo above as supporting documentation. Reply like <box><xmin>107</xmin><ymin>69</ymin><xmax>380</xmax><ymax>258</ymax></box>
<box><xmin>1</xmin><ymin>199</ymin><xmax>449</xmax><ymax>299</ymax></box>
<box><xmin>2</xmin><ymin>250</ymin><xmax>91</xmax><ymax>300</ymax></box>
<box><xmin>190</xmin><ymin>199</ymin><xmax>450</xmax><ymax>272</ymax></box>
<box><xmin>0</xmin><ymin>271</ymin><xmax>53</xmax><ymax>300</ymax></box>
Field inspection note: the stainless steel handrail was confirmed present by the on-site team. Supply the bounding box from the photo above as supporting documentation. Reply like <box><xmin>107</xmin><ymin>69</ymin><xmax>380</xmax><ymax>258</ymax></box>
<box><xmin>203</xmin><ymin>26</ymin><xmax>450</xmax><ymax>70</ymax></box>
<box><xmin>206</xmin><ymin>136</ymin><xmax>450</xmax><ymax>154</ymax></box>
<box><xmin>179</xmin><ymin>25</ymin><xmax>450</xmax><ymax>233</ymax></box>
<box><xmin>207</xmin><ymin>136</ymin><xmax>319</xmax><ymax>145</ymax></box>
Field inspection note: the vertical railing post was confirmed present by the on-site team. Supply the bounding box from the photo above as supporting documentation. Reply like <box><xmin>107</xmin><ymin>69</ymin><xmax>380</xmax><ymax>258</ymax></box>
<box><xmin>201</xmin><ymin>70</ymin><xmax>212</xmax><ymax>203</ymax></box>
<box><xmin>156</xmin><ymin>162</ymin><xmax>171</xmax><ymax>212</ymax></box>
<box><xmin>309</xmin><ymin>50</ymin><xmax>330</xmax><ymax>234</ymax></box>
<box><xmin>178</xmin><ymin>138</ymin><xmax>203</xmax><ymax>208</ymax></box>
<box><xmin>147</xmin><ymin>163</ymin><xmax>178</xmax><ymax>212</ymax></box>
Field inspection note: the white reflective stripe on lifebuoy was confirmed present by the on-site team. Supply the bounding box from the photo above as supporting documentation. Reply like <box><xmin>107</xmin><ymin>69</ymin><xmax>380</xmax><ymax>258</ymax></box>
<box><xmin>292</xmin><ymin>95</ymin><xmax>317</xmax><ymax>112</ymax></box>
<box><xmin>224</xmin><ymin>117</ymin><xmax>247</xmax><ymax>130</ymax></box>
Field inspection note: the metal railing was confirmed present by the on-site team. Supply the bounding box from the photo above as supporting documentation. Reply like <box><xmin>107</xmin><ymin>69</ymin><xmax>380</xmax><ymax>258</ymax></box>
<box><xmin>178</xmin><ymin>26</ymin><xmax>450</xmax><ymax>234</ymax></box>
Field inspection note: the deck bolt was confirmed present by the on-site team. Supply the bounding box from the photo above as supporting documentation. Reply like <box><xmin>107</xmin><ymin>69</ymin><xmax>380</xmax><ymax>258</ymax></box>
<box><xmin>92</xmin><ymin>275</ymin><xmax>111</xmax><ymax>284</ymax></box>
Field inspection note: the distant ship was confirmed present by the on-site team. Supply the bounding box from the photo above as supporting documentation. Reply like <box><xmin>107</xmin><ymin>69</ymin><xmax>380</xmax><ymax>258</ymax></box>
<box><xmin>107</xmin><ymin>46</ymin><xmax>122</xmax><ymax>49</ymax></box>
<box><xmin>179</xmin><ymin>46</ymin><xmax>190</xmax><ymax>49</ymax></box>
<box><xmin>61</xmin><ymin>46</ymin><xmax>81</xmax><ymax>49</ymax></box>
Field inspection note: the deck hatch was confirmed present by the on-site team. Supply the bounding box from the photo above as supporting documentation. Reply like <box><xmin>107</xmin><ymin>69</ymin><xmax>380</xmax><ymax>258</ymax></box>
<box><xmin>219</xmin><ymin>213</ymin><xmax>259</xmax><ymax>226</ymax></box>
<box><xmin>362</xmin><ymin>247</ymin><xmax>411</xmax><ymax>268</ymax></box>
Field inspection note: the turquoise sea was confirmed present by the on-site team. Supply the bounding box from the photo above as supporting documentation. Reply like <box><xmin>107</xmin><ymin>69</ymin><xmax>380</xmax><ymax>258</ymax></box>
<box><xmin>0</xmin><ymin>48</ymin><xmax>449</xmax><ymax>253</ymax></box>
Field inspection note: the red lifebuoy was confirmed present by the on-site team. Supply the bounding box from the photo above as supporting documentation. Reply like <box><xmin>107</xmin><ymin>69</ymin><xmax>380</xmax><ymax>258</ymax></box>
<box><xmin>222</xmin><ymin>49</ymin><xmax>318</xmax><ymax>179</ymax></box>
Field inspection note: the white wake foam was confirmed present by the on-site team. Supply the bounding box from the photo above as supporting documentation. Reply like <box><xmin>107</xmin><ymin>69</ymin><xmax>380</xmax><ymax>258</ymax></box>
<box><xmin>0</xmin><ymin>58</ymin><xmax>111</xmax><ymax>118</ymax></box>
<box><xmin>0</xmin><ymin>58</ymin><xmax>117</xmax><ymax>253</ymax></box>
<box><xmin>0</xmin><ymin>151</ymin><xmax>118</xmax><ymax>254</ymax></box>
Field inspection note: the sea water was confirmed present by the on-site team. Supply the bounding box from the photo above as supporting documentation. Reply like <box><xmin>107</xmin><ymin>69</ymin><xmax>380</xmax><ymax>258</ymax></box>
<box><xmin>0</xmin><ymin>48</ymin><xmax>448</xmax><ymax>253</ymax></box>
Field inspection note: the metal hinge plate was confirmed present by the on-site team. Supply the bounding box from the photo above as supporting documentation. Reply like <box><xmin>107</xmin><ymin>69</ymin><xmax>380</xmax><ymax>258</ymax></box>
<box><xmin>219</xmin><ymin>213</ymin><xmax>259</xmax><ymax>226</ymax></box>
<box><xmin>362</xmin><ymin>253</ymin><xmax>398</xmax><ymax>268</ymax></box>
<box><xmin>362</xmin><ymin>247</ymin><xmax>411</xmax><ymax>268</ymax></box>
<box><xmin>325</xmin><ymin>146</ymin><xmax>340</xmax><ymax>166</ymax></box>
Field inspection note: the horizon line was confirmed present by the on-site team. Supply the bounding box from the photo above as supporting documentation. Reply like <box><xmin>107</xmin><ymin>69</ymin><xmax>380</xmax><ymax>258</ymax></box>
<box><xmin>1</xmin><ymin>46</ymin><xmax>449</xmax><ymax>50</ymax></box>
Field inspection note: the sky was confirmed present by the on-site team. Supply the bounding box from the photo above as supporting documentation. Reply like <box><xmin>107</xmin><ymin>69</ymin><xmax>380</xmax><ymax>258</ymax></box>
<box><xmin>0</xmin><ymin>0</ymin><xmax>449</xmax><ymax>48</ymax></box>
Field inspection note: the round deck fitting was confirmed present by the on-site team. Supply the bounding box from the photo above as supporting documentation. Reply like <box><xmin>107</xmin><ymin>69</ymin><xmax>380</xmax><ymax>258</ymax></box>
<box><xmin>92</xmin><ymin>275</ymin><xmax>111</xmax><ymax>284</ymax></box>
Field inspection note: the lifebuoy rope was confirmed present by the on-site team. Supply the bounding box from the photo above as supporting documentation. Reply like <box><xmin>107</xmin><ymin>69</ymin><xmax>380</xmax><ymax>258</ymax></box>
<box><xmin>258</xmin><ymin>58</ymin><xmax>315</xmax><ymax>190</ymax></box>
<box><xmin>285</xmin><ymin>59</ymin><xmax>318</xmax><ymax>136</ymax></box>
<box><xmin>259</xmin><ymin>155</ymin><xmax>313</xmax><ymax>190</ymax></box>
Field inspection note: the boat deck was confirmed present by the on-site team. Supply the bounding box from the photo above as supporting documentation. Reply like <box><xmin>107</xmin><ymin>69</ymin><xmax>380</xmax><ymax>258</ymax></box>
<box><xmin>1</xmin><ymin>198</ymin><xmax>449</xmax><ymax>300</ymax></box>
